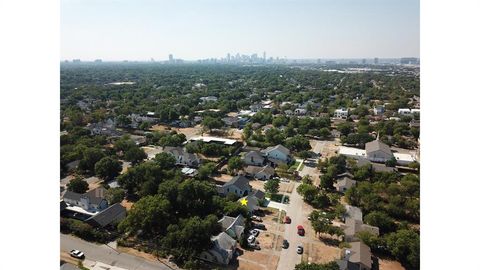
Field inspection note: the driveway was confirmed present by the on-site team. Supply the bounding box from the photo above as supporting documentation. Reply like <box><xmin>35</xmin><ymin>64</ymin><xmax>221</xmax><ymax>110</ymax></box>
<box><xmin>61</xmin><ymin>234</ymin><xmax>172</xmax><ymax>270</ymax></box>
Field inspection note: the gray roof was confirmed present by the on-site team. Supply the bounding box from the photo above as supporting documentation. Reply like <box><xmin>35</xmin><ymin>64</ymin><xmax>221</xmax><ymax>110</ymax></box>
<box><xmin>164</xmin><ymin>146</ymin><xmax>199</xmax><ymax>164</ymax></box>
<box><xmin>244</xmin><ymin>150</ymin><xmax>264</xmax><ymax>161</ymax></box>
<box><xmin>345</xmin><ymin>205</ymin><xmax>363</xmax><ymax>222</ymax></box>
<box><xmin>218</xmin><ymin>216</ymin><xmax>237</xmax><ymax>230</ymax></box>
<box><xmin>251</xmin><ymin>189</ymin><xmax>265</xmax><ymax>201</ymax></box>
<box><xmin>262</xmin><ymin>144</ymin><xmax>290</xmax><ymax>156</ymax></box>
<box><xmin>347</xmin><ymin>242</ymin><xmax>373</xmax><ymax>269</ymax></box>
<box><xmin>344</xmin><ymin>218</ymin><xmax>379</xmax><ymax>238</ymax></box>
<box><xmin>245</xmin><ymin>165</ymin><xmax>263</xmax><ymax>175</ymax></box>
<box><xmin>365</xmin><ymin>140</ymin><xmax>392</xmax><ymax>156</ymax></box>
<box><xmin>212</xmin><ymin>232</ymin><xmax>236</xmax><ymax>253</ymax></box>
<box><xmin>259</xmin><ymin>165</ymin><xmax>275</xmax><ymax>176</ymax></box>
<box><xmin>223</xmin><ymin>175</ymin><xmax>251</xmax><ymax>191</ymax></box>
<box><xmin>63</xmin><ymin>187</ymin><xmax>107</xmax><ymax>206</ymax></box>
<box><xmin>335</xmin><ymin>177</ymin><xmax>357</xmax><ymax>190</ymax></box>
<box><xmin>86</xmin><ymin>203</ymin><xmax>126</xmax><ymax>227</ymax></box>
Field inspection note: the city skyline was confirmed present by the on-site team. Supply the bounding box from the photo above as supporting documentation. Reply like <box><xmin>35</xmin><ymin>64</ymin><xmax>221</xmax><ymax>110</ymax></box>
<box><xmin>61</xmin><ymin>0</ymin><xmax>419</xmax><ymax>61</ymax></box>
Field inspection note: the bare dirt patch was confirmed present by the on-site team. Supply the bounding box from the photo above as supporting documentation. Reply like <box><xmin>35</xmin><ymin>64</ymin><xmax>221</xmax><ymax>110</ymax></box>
<box><xmin>378</xmin><ymin>258</ymin><xmax>406</xmax><ymax>270</ymax></box>
<box><xmin>213</xmin><ymin>174</ymin><xmax>233</xmax><ymax>184</ymax></box>
<box><xmin>302</xmin><ymin>240</ymin><xmax>341</xmax><ymax>264</ymax></box>
<box><xmin>121</xmin><ymin>199</ymin><xmax>134</xmax><ymax>211</ymax></box>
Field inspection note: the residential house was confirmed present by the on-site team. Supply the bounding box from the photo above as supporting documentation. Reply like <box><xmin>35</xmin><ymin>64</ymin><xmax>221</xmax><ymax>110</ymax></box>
<box><xmin>356</xmin><ymin>158</ymin><xmax>397</xmax><ymax>173</ymax></box>
<box><xmin>334</xmin><ymin>177</ymin><xmax>357</xmax><ymax>193</ymax></box>
<box><xmin>243</xmin><ymin>151</ymin><xmax>265</xmax><ymax>166</ymax></box>
<box><xmin>87</xmin><ymin>119</ymin><xmax>122</xmax><ymax>137</ymax></box>
<box><xmin>199</xmin><ymin>232</ymin><xmax>237</xmax><ymax>265</ymax></box>
<box><xmin>164</xmin><ymin>146</ymin><xmax>201</xmax><ymax>167</ymax></box>
<box><xmin>62</xmin><ymin>187</ymin><xmax>108</xmax><ymax>213</ymax></box>
<box><xmin>181</xmin><ymin>167</ymin><xmax>198</xmax><ymax>177</ymax></box>
<box><xmin>294</xmin><ymin>108</ymin><xmax>307</xmax><ymax>115</ymax></box>
<box><xmin>262</xmin><ymin>144</ymin><xmax>292</xmax><ymax>165</ymax></box>
<box><xmin>336</xmin><ymin>242</ymin><xmax>373</xmax><ymax>270</ymax></box>
<box><xmin>398</xmin><ymin>108</ymin><xmax>411</xmax><ymax>115</ymax></box>
<box><xmin>342</xmin><ymin>218</ymin><xmax>380</xmax><ymax>242</ymax></box>
<box><xmin>218</xmin><ymin>214</ymin><xmax>245</xmax><ymax>239</ymax></box>
<box><xmin>200</xmin><ymin>96</ymin><xmax>218</xmax><ymax>103</ymax></box>
<box><xmin>373</xmin><ymin>105</ymin><xmax>385</xmax><ymax>115</ymax></box>
<box><xmin>220</xmin><ymin>175</ymin><xmax>252</xmax><ymax>197</ymax></box>
<box><xmin>334</xmin><ymin>108</ymin><xmax>349</xmax><ymax>119</ymax></box>
<box><xmin>239</xmin><ymin>189</ymin><xmax>266</xmax><ymax>213</ymax></box>
<box><xmin>365</xmin><ymin>139</ymin><xmax>393</xmax><ymax>163</ymax></box>
<box><xmin>343</xmin><ymin>205</ymin><xmax>363</xmax><ymax>222</ymax></box>
<box><xmin>85</xmin><ymin>203</ymin><xmax>127</xmax><ymax>228</ymax></box>
<box><xmin>244</xmin><ymin>165</ymin><xmax>275</xmax><ymax>180</ymax></box>
<box><xmin>222</xmin><ymin>117</ymin><xmax>240</xmax><ymax>128</ymax></box>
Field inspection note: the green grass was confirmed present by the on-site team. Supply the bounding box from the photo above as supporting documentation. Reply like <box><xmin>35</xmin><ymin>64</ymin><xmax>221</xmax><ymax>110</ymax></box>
<box><xmin>288</xmin><ymin>161</ymin><xmax>301</xmax><ymax>172</ymax></box>
<box><xmin>269</xmin><ymin>193</ymin><xmax>290</xmax><ymax>203</ymax></box>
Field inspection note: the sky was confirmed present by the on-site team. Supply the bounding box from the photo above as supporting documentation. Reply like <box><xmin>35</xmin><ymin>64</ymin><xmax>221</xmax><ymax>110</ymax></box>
<box><xmin>61</xmin><ymin>0</ymin><xmax>420</xmax><ymax>61</ymax></box>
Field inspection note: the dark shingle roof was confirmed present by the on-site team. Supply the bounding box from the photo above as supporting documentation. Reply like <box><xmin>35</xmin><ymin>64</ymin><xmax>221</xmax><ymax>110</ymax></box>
<box><xmin>223</xmin><ymin>175</ymin><xmax>250</xmax><ymax>191</ymax></box>
<box><xmin>86</xmin><ymin>203</ymin><xmax>126</xmax><ymax>227</ymax></box>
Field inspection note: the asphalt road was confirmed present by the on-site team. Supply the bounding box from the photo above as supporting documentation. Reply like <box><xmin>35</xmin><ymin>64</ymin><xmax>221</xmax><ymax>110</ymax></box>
<box><xmin>276</xmin><ymin>182</ymin><xmax>305</xmax><ymax>270</ymax></box>
<box><xmin>61</xmin><ymin>234</ymin><xmax>171</xmax><ymax>270</ymax></box>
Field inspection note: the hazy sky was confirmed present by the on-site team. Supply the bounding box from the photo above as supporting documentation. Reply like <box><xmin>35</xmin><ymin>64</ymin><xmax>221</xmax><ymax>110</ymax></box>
<box><xmin>61</xmin><ymin>0</ymin><xmax>419</xmax><ymax>61</ymax></box>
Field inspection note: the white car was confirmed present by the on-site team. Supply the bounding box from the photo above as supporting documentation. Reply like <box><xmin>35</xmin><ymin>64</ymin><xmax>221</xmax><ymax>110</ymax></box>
<box><xmin>247</xmin><ymin>235</ymin><xmax>256</xmax><ymax>244</ymax></box>
<box><xmin>249</xmin><ymin>229</ymin><xmax>260</xmax><ymax>237</ymax></box>
<box><xmin>69</xmin><ymin>249</ymin><xmax>85</xmax><ymax>259</ymax></box>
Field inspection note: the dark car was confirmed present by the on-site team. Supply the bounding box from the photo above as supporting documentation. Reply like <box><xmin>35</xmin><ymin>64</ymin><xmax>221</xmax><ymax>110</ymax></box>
<box><xmin>253</xmin><ymin>223</ymin><xmax>266</xmax><ymax>230</ymax></box>
<box><xmin>69</xmin><ymin>249</ymin><xmax>85</xmax><ymax>259</ymax></box>
<box><xmin>284</xmin><ymin>216</ymin><xmax>291</xmax><ymax>224</ymax></box>
<box><xmin>297</xmin><ymin>245</ymin><xmax>304</xmax><ymax>254</ymax></box>
<box><xmin>282</xmin><ymin>239</ymin><xmax>289</xmax><ymax>249</ymax></box>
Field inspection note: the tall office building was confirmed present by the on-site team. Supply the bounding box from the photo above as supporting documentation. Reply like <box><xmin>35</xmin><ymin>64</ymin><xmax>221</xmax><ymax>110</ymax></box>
<box><xmin>374</xmin><ymin>57</ymin><xmax>379</xmax><ymax>64</ymax></box>
<box><xmin>263</xmin><ymin>51</ymin><xmax>266</xmax><ymax>61</ymax></box>
<box><xmin>362</xmin><ymin>59</ymin><xmax>366</xmax><ymax>64</ymax></box>
<box><xmin>169</xmin><ymin>54</ymin><xmax>173</xmax><ymax>62</ymax></box>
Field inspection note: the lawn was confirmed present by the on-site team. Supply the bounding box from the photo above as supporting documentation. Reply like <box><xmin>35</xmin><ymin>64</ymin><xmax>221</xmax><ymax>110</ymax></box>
<box><xmin>268</xmin><ymin>193</ymin><xmax>290</xmax><ymax>203</ymax></box>
<box><xmin>288</xmin><ymin>160</ymin><xmax>301</xmax><ymax>172</ymax></box>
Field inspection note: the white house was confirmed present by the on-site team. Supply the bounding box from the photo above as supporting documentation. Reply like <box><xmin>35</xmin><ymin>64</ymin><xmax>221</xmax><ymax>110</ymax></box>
<box><xmin>261</xmin><ymin>144</ymin><xmax>292</xmax><ymax>164</ymax></box>
<box><xmin>334</xmin><ymin>108</ymin><xmax>349</xmax><ymax>119</ymax></box>
<box><xmin>398</xmin><ymin>108</ymin><xmax>411</xmax><ymax>115</ymax></box>
<box><xmin>164</xmin><ymin>146</ymin><xmax>201</xmax><ymax>167</ymax></box>
<box><xmin>62</xmin><ymin>187</ymin><xmax>108</xmax><ymax>214</ymax></box>
<box><xmin>243</xmin><ymin>151</ymin><xmax>265</xmax><ymax>166</ymax></box>
<box><xmin>373</xmin><ymin>105</ymin><xmax>385</xmax><ymax>115</ymax></box>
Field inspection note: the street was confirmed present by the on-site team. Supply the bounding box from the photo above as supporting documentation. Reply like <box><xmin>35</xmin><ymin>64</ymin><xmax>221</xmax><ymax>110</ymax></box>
<box><xmin>61</xmin><ymin>234</ymin><xmax>171</xmax><ymax>270</ymax></box>
<box><xmin>276</xmin><ymin>182</ymin><xmax>305</xmax><ymax>270</ymax></box>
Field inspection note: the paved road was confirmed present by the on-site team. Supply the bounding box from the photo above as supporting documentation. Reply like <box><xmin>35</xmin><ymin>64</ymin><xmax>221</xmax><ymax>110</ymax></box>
<box><xmin>276</xmin><ymin>182</ymin><xmax>305</xmax><ymax>270</ymax></box>
<box><xmin>61</xmin><ymin>234</ymin><xmax>172</xmax><ymax>270</ymax></box>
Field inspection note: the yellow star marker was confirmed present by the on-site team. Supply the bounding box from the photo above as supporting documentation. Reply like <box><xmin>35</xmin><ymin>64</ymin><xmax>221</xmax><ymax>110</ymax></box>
<box><xmin>240</xmin><ymin>198</ymin><xmax>248</xmax><ymax>206</ymax></box>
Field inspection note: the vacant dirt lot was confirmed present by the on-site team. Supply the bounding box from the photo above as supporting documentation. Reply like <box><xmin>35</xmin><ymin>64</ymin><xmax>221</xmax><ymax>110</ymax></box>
<box><xmin>302</xmin><ymin>240</ymin><xmax>342</xmax><ymax>265</ymax></box>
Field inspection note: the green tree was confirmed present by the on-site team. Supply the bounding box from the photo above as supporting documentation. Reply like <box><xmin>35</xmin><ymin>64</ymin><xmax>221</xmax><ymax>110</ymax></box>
<box><xmin>124</xmin><ymin>147</ymin><xmax>147</xmax><ymax>164</ymax></box>
<box><xmin>227</xmin><ymin>156</ymin><xmax>244</xmax><ymax>174</ymax></box>
<box><xmin>105</xmin><ymin>187</ymin><xmax>126</xmax><ymax>204</ymax></box>
<box><xmin>364</xmin><ymin>211</ymin><xmax>397</xmax><ymax>234</ymax></box>
<box><xmin>118</xmin><ymin>194</ymin><xmax>172</xmax><ymax>237</ymax></box>
<box><xmin>196</xmin><ymin>162</ymin><xmax>216</xmax><ymax>180</ymax></box>
<box><xmin>385</xmin><ymin>156</ymin><xmax>397</xmax><ymax>167</ymax></box>
<box><xmin>78</xmin><ymin>147</ymin><xmax>106</xmax><ymax>172</ymax></box>
<box><xmin>94</xmin><ymin>156</ymin><xmax>122</xmax><ymax>180</ymax></box>
<box><xmin>337</xmin><ymin>122</ymin><xmax>354</xmax><ymax>136</ymax></box>
<box><xmin>285</xmin><ymin>135</ymin><xmax>311</xmax><ymax>152</ymax></box>
<box><xmin>264</xmin><ymin>178</ymin><xmax>280</xmax><ymax>194</ymax></box>
<box><xmin>67</xmin><ymin>178</ymin><xmax>89</xmax><ymax>193</ymax></box>
<box><xmin>201</xmin><ymin>116</ymin><xmax>223</xmax><ymax>132</ymax></box>
<box><xmin>294</xmin><ymin>262</ymin><xmax>339</xmax><ymax>270</ymax></box>
<box><xmin>386</xmin><ymin>229</ymin><xmax>420</xmax><ymax>270</ymax></box>
<box><xmin>153</xmin><ymin>152</ymin><xmax>176</xmax><ymax>169</ymax></box>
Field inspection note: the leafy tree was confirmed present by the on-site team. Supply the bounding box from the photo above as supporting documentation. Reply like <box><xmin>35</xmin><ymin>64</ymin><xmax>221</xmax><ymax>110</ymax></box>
<box><xmin>78</xmin><ymin>147</ymin><xmax>106</xmax><ymax>172</ymax></box>
<box><xmin>95</xmin><ymin>156</ymin><xmax>122</xmax><ymax>180</ymax></box>
<box><xmin>265</xmin><ymin>128</ymin><xmax>286</xmax><ymax>145</ymax></box>
<box><xmin>114</xmin><ymin>136</ymin><xmax>136</xmax><ymax>152</ymax></box>
<box><xmin>153</xmin><ymin>152</ymin><xmax>176</xmax><ymax>169</ymax></box>
<box><xmin>124</xmin><ymin>147</ymin><xmax>147</xmax><ymax>164</ymax></box>
<box><xmin>242</xmin><ymin>123</ymin><xmax>253</xmax><ymax>140</ymax></box>
<box><xmin>337</xmin><ymin>122</ymin><xmax>354</xmax><ymax>136</ymax></box>
<box><xmin>386</xmin><ymin>229</ymin><xmax>420</xmax><ymax>270</ymax></box>
<box><xmin>67</xmin><ymin>178</ymin><xmax>89</xmax><ymax>193</ymax></box>
<box><xmin>227</xmin><ymin>156</ymin><xmax>244</xmax><ymax>174</ymax></box>
<box><xmin>298</xmin><ymin>150</ymin><xmax>311</xmax><ymax>159</ymax></box>
<box><xmin>264</xmin><ymin>178</ymin><xmax>280</xmax><ymax>194</ymax></box>
<box><xmin>105</xmin><ymin>187</ymin><xmax>125</xmax><ymax>204</ymax></box>
<box><xmin>364</xmin><ymin>211</ymin><xmax>397</xmax><ymax>234</ymax></box>
<box><xmin>385</xmin><ymin>156</ymin><xmax>397</xmax><ymax>167</ymax></box>
<box><xmin>201</xmin><ymin>116</ymin><xmax>222</xmax><ymax>132</ymax></box>
<box><xmin>320</xmin><ymin>173</ymin><xmax>334</xmax><ymax>190</ymax></box>
<box><xmin>118</xmin><ymin>195</ymin><xmax>172</xmax><ymax>237</ymax></box>
<box><xmin>294</xmin><ymin>262</ymin><xmax>339</xmax><ymax>270</ymax></box>
<box><xmin>285</xmin><ymin>135</ymin><xmax>311</xmax><ymax>152</ymax></box>
<box><xmin>196</xmin><ymin>162</ymin><xmax>216</xmax><ymax>180</ymax></box>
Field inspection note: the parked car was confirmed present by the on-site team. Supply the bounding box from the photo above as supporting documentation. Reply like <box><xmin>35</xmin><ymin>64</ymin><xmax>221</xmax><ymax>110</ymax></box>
<box><xmin>253</xmin><ymin>223</ymin><xmax>266</xmax><ymax>230</ymax></box>
<box><xmin>69</xmin><ymin>250</ymin><xmax>84</xmax><ymax>259</ymax></box>
<box><xmin>247</xmin><ymin>235</ymin><xmax>256</xmax><ymax>244</ymax></box>
<box><xmin>282</xmin><ymin>239</ymin><xmax>289</xmax><ymax>249</ymax></box>
<box><xmin>249</xmin><ymin>229</ymin><xmax>260</xmax><ymax>237</ymax></box>
<box><xmin>297</xmin><ymin>225</ymin><xmax>305</xmax><ymax>236</ymax></box>
<box><xmin>297</xmin><ymin>245</ymin><xmax>304</xmax><ymax>254</ymax></box>
<box><xmin>252</xmin><ymin>215</ymin><xmax>263</xmax><ymax>222</ymax></box>
<box><xmin>284</xmin><ymin>216</ymin><xmax>291</xmax><ymax>224</ymax></box>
